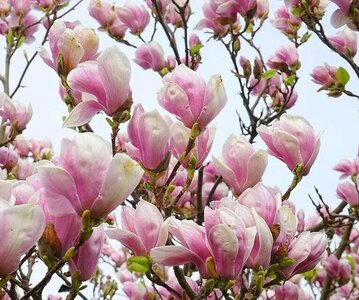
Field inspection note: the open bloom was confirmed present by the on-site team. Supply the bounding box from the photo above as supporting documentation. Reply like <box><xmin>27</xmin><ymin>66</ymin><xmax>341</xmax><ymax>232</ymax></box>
<box><xmin>151</xmin><ymin>206</ymin><xmax>256</xmax><ymax>279</ymax></box>
<box><xmin>63</xmin><ymin>46</ymin><xmax>132</xmax><ymax>127</ymax></box>
<box><xmin>37</xmin><ymin>133</ymin><xmax>144</xmax><ymax>220</ymax></box>
<box><xmin>0</xmin><ymin>200</ymin><xmax>45</xmax><ymax>277</ymax></box>
<box><xmin>213</xmin><ymin>134</ymin><xmax>267</xmax><ymax>195</ymax></box>
<box><xmin>258</xmin><ymin>114</ymin><xmax>320</xmax><ymax>176</ymax></box>
<box><xmin>157</xmin><ymin>64</ymin><xmax>227</xmax><ymax>129</ymax></box>
<box><xmin>267</xmin><ymin>44</ymin><xmax>300</xmax><ymax>73</ymax></box>
<box><xmin>39</xmin><ymin>19</ymin><xmax>99</xmax><ymax>76</ymax></box>
<box><xmin>106</xmin><ymin>200</ymin><xmax>169</xmax><ymax>256</ymax></box>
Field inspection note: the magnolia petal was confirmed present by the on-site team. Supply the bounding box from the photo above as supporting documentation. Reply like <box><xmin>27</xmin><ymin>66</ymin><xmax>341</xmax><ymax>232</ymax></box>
<box><xmin>106</xmin><ymin>227</ymin><xmax>146</xmax><ymax>256</ymax></box>
<box><xmin>207</xmin><ymin>224</ymin><xmax>239</xmax><ymax>279</ymax></box>
<box><xmin>134</xmin><ymin>200</ymin><xmax>164</xmax><ymax>252</ymax></box>
<box><xmin>151</xmin><ymin>245</ymin><xmax>207</xmax><ymax>276</ymax></box>
<box><xmin>37</xmin><ymin>165</ymin><xmax>82</xmax><ymax>216</ymax></box>
<box><xmin>63</xmin><ymin>100</ymin><xmax>104</xmax><ymax>127</ymax></box>
<box><xmin>67</xmin><ymin>61</ymin><xmax>106</xmax><ymax>104</ymax></box>
<box><xmin>0</xmin><ymin>204</ymin><xmax>45</xmax><ymax>277</ymax></box>
<box><xmin>198</xmin><ymin>74</ymin><xmax>228</xmax><ymax>128</ymax></box>
<box><xmin>91</xmin><ymin>153</ymin><xmax>143</xmax><ymax>219</ymax></box>
<box><xmin>272</xmin><ymin>130</ymin><xmax>302</xmax><ymax>171</ymax></box>
<box><xmin>98</xmin><ymin>46</ymin><xmax>131</xmax><ymax>114</ymax></box>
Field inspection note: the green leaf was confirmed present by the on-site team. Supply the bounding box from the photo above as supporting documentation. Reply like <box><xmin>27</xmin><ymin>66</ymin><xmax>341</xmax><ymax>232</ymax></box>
<box><xmin>127</xmin><ymin>256</ymin><xmax>152</xmax><ymax>273</ymax></box>
<box><xmin>336</xmin><ymin>67</ymin><xmax>350</xmax><ymax>86</ymax></box>
<box><xmin>262</xmin><ymin>69</ymin><xmax>277</xmax><ymax>79</ymax></box>
<box><xmin>300</xmin><ymin>32</ymin><xmax>312</xmax><ymax>44</ymax></box>
<box><xmin>190</xmin><ymin>44</ymin><xmax>203</xmax><ymax>56</ymax></box>
<box><xmin>279</xmin><ymin>257</ymin><xmax>295</xmax><ymax>267</ymax></box>
<box><xmin>284</xmin><ymin>74</ymin><xmax>297</xmax><ymax>86</ymax></box>
<box><xmin>16</xmin><ymin>36</ymin><xmax>26</xmax><ymax>49</ymax></box>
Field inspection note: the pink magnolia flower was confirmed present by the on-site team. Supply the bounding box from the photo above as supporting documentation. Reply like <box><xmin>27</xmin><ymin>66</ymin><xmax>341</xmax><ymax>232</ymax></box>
<box><xmin>126</xmin><ymin>104</ymin><xmax>171</xmax><ymax>171</ymax></box>
<box><xmin>213</xmin><ymin>134</ymin><xmax>267</xmax><ymax>195</ymax></box>
<box><xmin>151</xmin><ymin>207</ymin><xmax>256</xmax><ymax>279</ymax></box>
<box><xmin>328</xmin><ymin>27</ymin><xmax>358</xmax><ymax>57</ymax></box>
<box><xmin>0</xmin><ymin>93</ymin><xmax>32</xmax><ymax>132</ymax></box>
<box><xmin>322</xmin><ymin>254</ymin><xmax>352</xmax><ymax>280</ymax></box>
<box><xmin>214</xmin><ymin>0</ymin><xmax>257</xmax><ymax>19</ymax></box>
<box><xmin>158</xmin><ymin>64</ymin><xmax>227</xmax><ymax>129</ymax></box>
<box><xmin>37</xmin><ymin>133</ymin><xmax>144</xmax><ymax>220</ymax></box>
<box><xmin>336</xmin><ymin>181</ymin><xmax>359</xmax><ymax>207</ymax></box>
<box><xmin>106</xmin><ymin>200</ymin><xmax>169</xmax><ymax>256</ymax></box>
<box><xmin>133</xmin><ymin>41</ymin><xmax>166</xmax><ymax>71</ymax></box>
<box><xmin>330</xmin><ymin>0</ymin><xmax>359</xmax><ymax>29</ymax></box>
<box><xmin>39</xmin><ymin>19</ymin><xmax>99</xmax><ymax>76</ymax></box>
<box><xmin>273</xmin><ymin>281</ymin><xmax>301</xmax><ymax>300</ymax></box>
<box><xmin>195</xmin><ymin>1</ymin><xmax>230</xmax><ymax>37</ymax></box>
<box><xmin>0</xmin><ymin>0</ymin><xmax>10</xmax><ymax>17</ymax></box>
<box><xmin>0</xmin><ymin>200</ymin><xmax>45</xmax><ymax>277</ymax></box>
<box><xmin>69</xmin><ymin>226</ymin><xmax>105</xmax><ymax>280</ymax></box>
<box><xmin>258</xmin><ymin>114</ymin><xmax>320</xmax><ymax>176</ymax></box>
<box><xmin>170</xmin><ymin>121</ymin><xmax>216</xmax><ymax>168</ymax></box>
<box><xmin>88</xmin><ymin>0</ymin><xmax>117</xmax><ymax>29</ymax></box>
<box><xmin>166</xmin><ymin>0</ymin><xmax>191</xmax><ymax>27</ymax></box>
<box><xmin>333</xmin><ymin>153</ymin><xmax>359</xmax><ymax>178</ymax></box>
<box><xmin>311</xmin><ymin>64</ymin><xmax>338</xmax><ymax>88</ymax></box>
<box><xmin>237</xmin><ymin>182</ymin><xmax>281</xmax><ymax>225</ymax></box>
<box><xmin>279</xmin><ymin>231</ymin><xmax>327</xmax><ymax>279</ymax></box>
<box><xmin>9</xmin><ymin>0</ymin><xmax>31</xmax><ymax>15</ymax></box>
<box><xmin>267</xmin><ymin>44</ymin><xmax>300</xmax><ymax>73</ymax></box>
<box><xmin>116</xmin><ymin>3</ymin><xmax>150</xmax><ymax>35</ymax></box>
<box><xmin>63</xmin><ymin>46</ymin><xmax>132</xmax><ymax>127</ymax></box>
<box><xmin>33</xmin><ymin>0</ymin><xmax>69</xmax><ymax>11</ymax></box>
<box><xmin>271</xmin><ymin>6</ymin><xmax>302</xmax><ymax>38</ymax></box>
<box><xmin>0</xmin><ymin>147</ymin><xmax>18</xmax><ymax>171</ymax></box>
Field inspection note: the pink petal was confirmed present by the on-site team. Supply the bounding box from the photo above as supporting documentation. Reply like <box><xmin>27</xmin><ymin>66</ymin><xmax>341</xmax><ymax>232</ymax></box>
<box><xmin>151</xmin><ymin>246</ymin><xmax>207</xmax><ymax>276</ymax></box>
<box><xmin>272</xmin><ymin>131</ymin><xmax>302</xmax><ymax>171</ymax></box>
<box><xmin>0</xmin><ymin>204</ymin><xmax>45</xmax><ymax>277</ymax></box>
<box><xmin>106</xmin><ymin>227</ymin><xmax>146</xmax><ymax>256</ymax></box>
<box><xmin>134</xmin><ymin>200</ymin><xmax>164</xmax><ymax>252</ymax></box>
<box><xmin>63</xmin><ymin>100</ymin><xmax>105</xmax><ymax>127</ymax></box>
<box><xmin>67</xmin><ymin>61</ymin><xmax>106</xmax><ymax>105</ymax></box>
<box><xmin>207</xmin><ymin>224</ymin><xmax>239</xmax><ymax>279</ymax></box>
<box><xmin>98</xmin><ymin>46</ymin><xmax>131</xmax><ymax>113</ymax></box>
<box><xmin>198</xmin><ymin>75</ymin><xmax>227</xmax><ymax>128</ymax></box>
<box><xmin>91</xmin><ymin>153</ymin><xmax>143</xmax><ymax>219</ymax></box>
<box><xmin>37</xmin><ymin>165</ymin><xmax>82</xmax><ymax>216</ymax></box>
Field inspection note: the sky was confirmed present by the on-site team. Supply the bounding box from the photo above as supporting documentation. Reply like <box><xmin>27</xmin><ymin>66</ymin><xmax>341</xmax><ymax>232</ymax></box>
<box><xmin>3</xmin><ymin>0</ymin><xmax>359</xmax><ymax>297</ymax></box>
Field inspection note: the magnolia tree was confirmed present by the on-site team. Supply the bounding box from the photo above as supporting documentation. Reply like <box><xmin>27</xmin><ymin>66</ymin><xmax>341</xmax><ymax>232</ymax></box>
<box><xmin>0</xmin><ymin>0</ymin><xmax>358</xmax><ymax>299</ymax></box>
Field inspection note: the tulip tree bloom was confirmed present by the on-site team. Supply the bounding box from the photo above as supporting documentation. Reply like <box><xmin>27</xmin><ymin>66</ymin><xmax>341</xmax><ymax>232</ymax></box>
<box><xmin>0</xmin><ymin>199</ymin><xmax>45</xmax><ymax>277</ymax></box>
<box><xmin>336</xmin><ymin>181</ymin><xmax>359</xmax><ymax>207</ymax></box>
<box><xmin>213</xmin><ymin>134</ymin><xmax>268</xmax><ymax>195</ymax></box>
<box><xmin>258</xmin><ymin>114</ymin><xmax>320</xmax><ymax>176</ymax></box>
<box><xmin>157</xmin><ymin>64</ymin><xmax>227</xmax><ymax>130</ymax></box>
<box><xmin>106</xmin><ymin>200</ymin><xmax>169</xmax><ymax>256</ymax></box>
<box><xmin>63</xmin><ymin>46</ymin><xmax>132</xmax><ymax>127</ymax></box>
<box><xmin>37</xmin><ymin>133</ymin><xmax>144</xmax><ymax>220</ymax></box>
